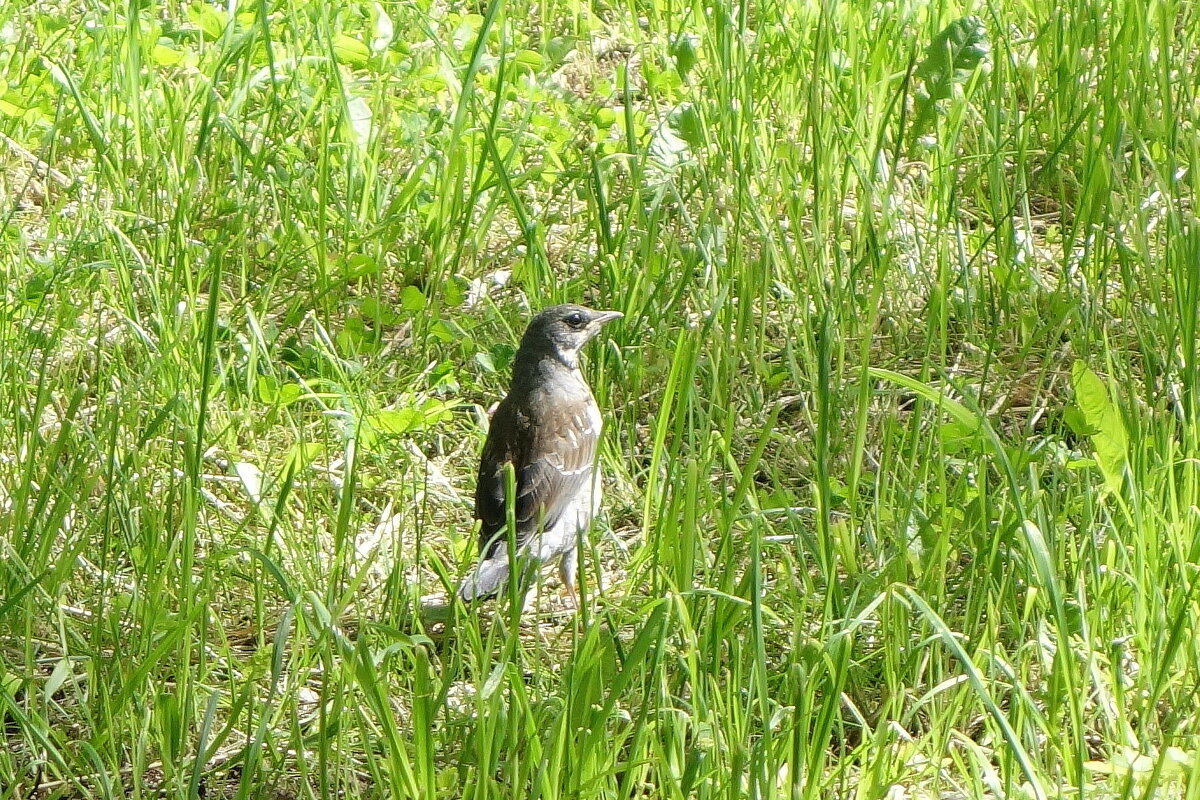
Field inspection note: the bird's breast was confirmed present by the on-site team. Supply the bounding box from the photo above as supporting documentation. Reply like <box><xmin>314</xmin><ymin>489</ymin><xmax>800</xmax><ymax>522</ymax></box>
<box><xmin>533</xmin><ymin>470</ymin><xmax>602</xmax><ymax>561</ymax></box>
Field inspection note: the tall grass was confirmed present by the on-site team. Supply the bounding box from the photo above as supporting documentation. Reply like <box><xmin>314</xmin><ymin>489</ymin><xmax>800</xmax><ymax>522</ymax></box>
<box><xmin>2</xmin><ymin>0</ymin><xmax>1199</xmax><ymax>797</ymax></box>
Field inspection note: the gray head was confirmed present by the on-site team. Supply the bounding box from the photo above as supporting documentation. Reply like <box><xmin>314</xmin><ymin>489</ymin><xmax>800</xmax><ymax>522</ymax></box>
<box><xmin>517</xmin><ymin>304</ymin><xmax>623</xmax><ymax>369</ymax></box>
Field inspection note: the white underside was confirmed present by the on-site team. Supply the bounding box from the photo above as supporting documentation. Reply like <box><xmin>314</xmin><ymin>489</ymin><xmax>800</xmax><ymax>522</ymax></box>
<box><xmin>530</xmin><ymin>467</ymin><xmax>602</xmax><ymax>562</ymax></box>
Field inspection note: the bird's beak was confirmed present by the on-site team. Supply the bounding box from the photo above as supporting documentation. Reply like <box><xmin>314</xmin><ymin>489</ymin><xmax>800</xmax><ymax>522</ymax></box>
<box><xmin>591</xmin><ymin>310</ymin><xmax>624</xmax><ymax>326</ymax></box>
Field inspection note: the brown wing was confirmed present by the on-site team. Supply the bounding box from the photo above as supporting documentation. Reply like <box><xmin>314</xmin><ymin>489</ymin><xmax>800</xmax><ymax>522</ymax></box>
<box><xmin>475</xmin><ymin>394</ymin><xmax>599</xmax><ymax>558</ymax></box>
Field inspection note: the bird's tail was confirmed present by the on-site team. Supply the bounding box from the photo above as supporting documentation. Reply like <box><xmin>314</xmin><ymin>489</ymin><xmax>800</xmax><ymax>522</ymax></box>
<box><xmin>458</xmin><ymin>555</ymin><xmax>511</xmax><ymax>601</ymax></box>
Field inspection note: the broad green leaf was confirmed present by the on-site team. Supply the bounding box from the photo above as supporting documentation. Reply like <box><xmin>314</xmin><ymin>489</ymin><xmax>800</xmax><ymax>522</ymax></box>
<box><xmin>337</xmin><ymin>318</ymin><xmax>378</xmax><ymax>356</ymax></box>
<box><xmin>256</xmin><ymin>376</ymin><xmax>304</xmax><ymax>406</ymax></box>
<box><xmin>370</xmin><ymin>408</ymin><xmax>422</xmax><ymax>434</ymax></box>
<box><xmin>333</xmin><ymin>34</ymin><xmax>371</xmax><ymax>66</ymax></box>
<box><xmin>283</xmin><ymin>442</ymin><xmax>324</xmax><ymax>476</ymax></box>
<box><xmin>360</xmin><ymin>297</ymin><xmax>401</xmax><ymax>325</ymax></box>
<box><xmin>187</xmin><ymin>3</ymin><xmax>228</xmax><ymax>39</ymax></box>
<box><xmin>593</xmin><ymin>107</ymin><xmax>616</xmax><ymax>128</ymax></box>
<box><xmin>443</xmin><ymin>275</ymin><xmax>467</xmax><ymax>307</ymax></box>
<box><xmin>649</xmin><ymin>110</ymin><xmax>694</xmax><ymax>171</ymax></box>
<box><xmin>908</xmin><ymin>16</ymin><xmax>990</xmax><ymax>150</ymax></box>
<box><xmin>670</xmin><ymin>102</ymin><xmax>706</xmax><ymax>149</ymax></box>
<box><xmin>939</xmin><ymin>419</ymin><xmax>986</xmax><ymax>455</ymax></box>
<box><xmin>916</xmin><ymin>15</ymin><xmax>990</xmax><ymax>101</ymax></box>
<box><xmin>277</xmin><ymin>383</ymin><xmax>303</xmax><ymax>405</ymax></box>
<box><xmin>474</xmin><ymin>351</ymin><xmax>496</xmax><ymax>372</ymax></box>
<box><xmin>344</xmin><ymin>253</ymin><xmax>381</xmax><ymax>278</ymax></box>
<box><xmin>151</xmin><ymin>44</ymin><xmax>185</xmax><ymax>65</ymax></box>
<box><xmin>670</xmin><ymin>33</ymin><xmax>700</xmax><ymax>80</ymax></box>
<box><xmin>1070</xmin><ymin>361</ymin><xmax>1128</xmax><ymax>491</ymax></box>
<box><xmin>400</xmin><ymin>285</ymin><xmax>427</xmax><ymax>312</ymax></box>
<box><xmin>432</xmin><ymin>319</ymin><xmax>466</xmax><ymax>342</ymax></box>
<box><xmin>367</xmin><ymin>398</ymin><xmax>454</xmax><ymax>436</ymax></box>
<box><xmin>420</xmin><ymin>398</ymin><xmax>456</xmax><ymax>424</ymax></box>
<box><xmin>513</xmin><ymin>50</ymin><xmax>545</xmax><ymax>70</ymax></box>
<box><xmin>489</xmin><ymin>343</ymin><xmax>516</xmax><ymax>372</ymax></box>
<box><xmin>1062</xmin><ymin>406</ymin><xmax>1093</xmax><ymax>436</ymax></box>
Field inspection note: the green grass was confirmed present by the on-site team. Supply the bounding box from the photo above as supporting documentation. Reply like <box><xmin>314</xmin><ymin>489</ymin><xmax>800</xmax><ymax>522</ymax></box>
<box><xmin>2</xmin><ymin>0</ymin><xmax>1199</xmax><ymax>797</ymax></box>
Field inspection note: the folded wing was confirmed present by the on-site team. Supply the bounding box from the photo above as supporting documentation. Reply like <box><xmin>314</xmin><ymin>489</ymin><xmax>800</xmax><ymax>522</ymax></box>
<box><xmin>475</xmin><ymin>399</ymin><xmax>599</xmax><ymax>558</ymax></box>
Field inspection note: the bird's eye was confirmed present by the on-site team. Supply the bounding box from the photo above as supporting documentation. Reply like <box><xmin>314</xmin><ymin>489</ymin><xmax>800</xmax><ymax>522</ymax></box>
<box><xmin>565</xmin><ymin>312</ymin><xmax>588</xmax><ymax>328</ymax></box>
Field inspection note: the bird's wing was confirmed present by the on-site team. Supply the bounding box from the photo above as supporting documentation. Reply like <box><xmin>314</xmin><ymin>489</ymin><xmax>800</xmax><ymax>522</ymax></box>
<box><xmin>475</xmin><ymin>398</ymin><xmax>599</xmax><ymax>557</ymax></box>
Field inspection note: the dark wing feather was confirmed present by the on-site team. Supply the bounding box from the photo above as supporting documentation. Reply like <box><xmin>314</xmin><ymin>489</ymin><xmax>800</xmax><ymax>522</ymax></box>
<box><xmin>475</xmin><ymin>392</ymin><xmax>599</xmax><ymax>557</ymax></box>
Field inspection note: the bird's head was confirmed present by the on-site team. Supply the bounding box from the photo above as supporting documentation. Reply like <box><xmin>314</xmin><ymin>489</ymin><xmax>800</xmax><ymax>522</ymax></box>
<box><xmin>519</xmin><ymin>304</ymin><xmax>623</xmax><ymax>369</ymax></box>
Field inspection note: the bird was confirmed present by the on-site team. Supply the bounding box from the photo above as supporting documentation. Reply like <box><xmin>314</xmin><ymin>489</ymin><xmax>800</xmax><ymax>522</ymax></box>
<box><xmin>458</xmin><ymin>304</ymin><xmax>623</xmax><ymax>606</ymax></box>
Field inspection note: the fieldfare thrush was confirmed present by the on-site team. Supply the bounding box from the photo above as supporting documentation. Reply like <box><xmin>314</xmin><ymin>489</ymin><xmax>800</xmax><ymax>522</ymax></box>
<box><xmin>458</xmin><ymin>304</ymin><xmax>623</xmax><ymax>604</ymax></box>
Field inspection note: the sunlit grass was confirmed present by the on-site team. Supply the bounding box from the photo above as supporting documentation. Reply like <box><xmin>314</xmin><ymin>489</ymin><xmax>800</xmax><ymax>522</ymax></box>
<box><xmin>2</xmin><ymin>0</ymin><xmax>1199</xmax><ymax>797</ymax></box>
